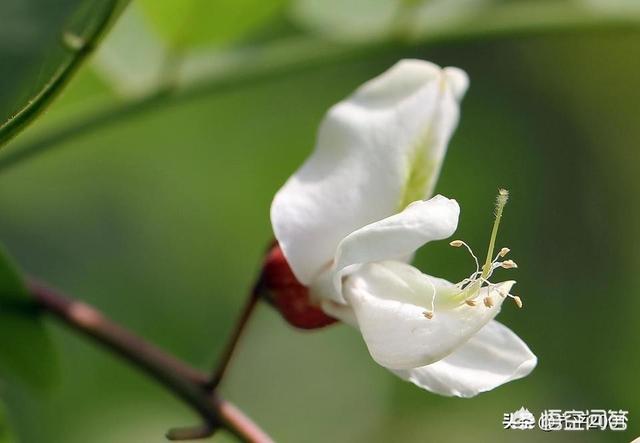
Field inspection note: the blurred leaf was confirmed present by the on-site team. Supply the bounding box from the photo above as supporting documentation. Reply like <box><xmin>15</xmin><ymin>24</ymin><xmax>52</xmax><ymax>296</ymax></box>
<box><xmin>138</xmin><ymin>0</ymin><xmax>289</xmax><ymax>49</ymax></box>
<box><xmin>0</xmin><ymin>245</ymin><xmax>55</xmax><ymax>390</ymax></box>
<box><xmin>90</xmin><ymin>0</ymin><xmax>640</xmax><ymax>102</ymax></box>
<box><xmin>91</xmin><ymin>1</ymin><xmax>294</xmax><ymax>98</ymax></box>
<box><xmin>291</xmin><ymin>0</ymin><xmax>640</xmax><ymax>43</ymax></box>
<box><xmin>91</xmin><ymin>4</ymin><xmax>168</xmax><ymax>98</ymax></box>
<box><xmin>0</xmin><ymin>0</ymin><xmax>129</xmax><ymax>148</ymax></box>
<box><xmin>90</xmin><ymin>11</ymin><xmax>332</xmax><ymax>100</ymax></box>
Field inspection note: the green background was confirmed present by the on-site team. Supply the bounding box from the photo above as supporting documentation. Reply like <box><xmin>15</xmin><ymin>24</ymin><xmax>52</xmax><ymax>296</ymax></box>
<box><xmin>0</xmin><ymin>1</ymin><xmax>639</xmax><ymax>442</ymax></box>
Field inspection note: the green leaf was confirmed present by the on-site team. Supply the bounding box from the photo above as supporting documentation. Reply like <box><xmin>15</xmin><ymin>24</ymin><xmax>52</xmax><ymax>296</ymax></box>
<box><xmin>0</xmin><ymin>0</ymin><xmax>130</xmax><ymax>149</ymax></box>
<box><xmin>138</xmin><ymin>0</ymin><xmax>288</xmax><ymax>49</ymax></box>
<box><xmin>91</xmin><ymin>4</ymin><xmax>169</xmax><ymax>98</ymax></box>
<box><xmin>91</xmin><ymin>1</ymin><xmax>292</xmax><ymax>97</ymax></box>
<box><xmin>0</xmin><ymin>245</ymin><xmax>55</xmax><ymax>390</ymax></box>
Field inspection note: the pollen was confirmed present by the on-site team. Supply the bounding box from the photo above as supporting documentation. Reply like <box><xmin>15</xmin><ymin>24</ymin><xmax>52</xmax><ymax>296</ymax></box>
<box><xmin>496</xmin><ymin>188</ymin><xmax>509</xmax><ymax>208</ymax></box>
<box><xmin>513</xmin><ymin>295</ymin><xmax>523</xmax><ymax>308</ymax></box>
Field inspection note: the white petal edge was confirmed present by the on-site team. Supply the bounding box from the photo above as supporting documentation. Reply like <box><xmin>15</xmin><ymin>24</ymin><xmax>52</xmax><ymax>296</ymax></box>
<box><xmin>391</xmin><ymin>320</ymin><xmax>537</xmax><ymax>398</ymax></box>
<box><xmin>326</xmin><ymin>195</ymin><xmax>459</xmax><ymax>302</ymax></box>
<box><xmin>344</xmin><ymin>261</ymin><xmax>515</xmax><ymax>370</ymax></box>
<box><xmin>271</xmin><ymin>59</ymin><xmax>468</xmax><ymax>284</ymax></box>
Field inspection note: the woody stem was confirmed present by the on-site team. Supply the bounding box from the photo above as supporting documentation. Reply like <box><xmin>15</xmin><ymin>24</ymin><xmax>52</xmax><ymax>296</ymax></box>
<box><xmin>28</xmin><ymin>278</ymin><xmax>272</xmax><ymax>442</ymax></box>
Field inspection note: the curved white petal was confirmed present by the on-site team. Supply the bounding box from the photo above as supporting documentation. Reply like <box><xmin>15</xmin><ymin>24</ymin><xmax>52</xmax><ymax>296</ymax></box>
<box><xmin>392</xmin><ymin>320</ymin><xmax>537</xmax><ymax>397</ymax></box>
<box><xmin>320</xmin><ymin>298</ymin><xmax>358</xmax><ymax>327</ymax></box>
<box><xmin>344</xmin><ymin>261</ymin><xmax>514</xmax><ymax>370</ymax></box>
<box><xmin>271</xmin><ymin>59</ymin><xmax>468</xmax><ymax>284</ymax></box>
<box><xmin>330</xmin><ymin>195</ymin><xmax>459</xmax><ymax>300</ymax></box>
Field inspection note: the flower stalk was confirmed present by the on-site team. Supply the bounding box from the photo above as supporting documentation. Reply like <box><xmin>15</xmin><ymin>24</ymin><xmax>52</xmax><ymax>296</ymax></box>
<box><xmin>206</xmin><ymin>276</ymin><xmax>265</xmax><ymax>390</ymax></box>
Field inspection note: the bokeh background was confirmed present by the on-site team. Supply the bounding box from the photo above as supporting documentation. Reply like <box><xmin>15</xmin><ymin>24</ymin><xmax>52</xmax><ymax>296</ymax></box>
<box><xmin>1</xmin><ymin>1</ymin><xmax>639</xmax><ymax>442</ymax></box>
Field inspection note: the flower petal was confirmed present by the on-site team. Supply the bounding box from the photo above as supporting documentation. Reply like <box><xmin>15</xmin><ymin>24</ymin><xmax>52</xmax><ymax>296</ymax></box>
<box><xmin>320</xmin><ymin>298</ymin><xmax>358</xmax><ymax>327</ymax></box>
<box><xmin>271</xmin><ymin>59</ymin><xmax>468</xmax><ymax>284</ymax></box>
<box><xmin>391</xmin><ymin>320</ymin><xmax>537</xmax><ymax>397</ymax></box>
<box><xmin>330</xmin><ymin>195</ymin><xmax>459</xmax><ymax>299</ymax></box>
<box><xmin>344</xmin><ymin>261</ymin><xmax>514</xmax><ymax>370</ymax></box>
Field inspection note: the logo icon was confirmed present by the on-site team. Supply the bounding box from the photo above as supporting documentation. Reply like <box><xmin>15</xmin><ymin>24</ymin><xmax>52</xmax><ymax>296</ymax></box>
<box><xmin>503</xmin><ymin>407</ymin><xmax>536</xmax><ymax>430</ymax></box>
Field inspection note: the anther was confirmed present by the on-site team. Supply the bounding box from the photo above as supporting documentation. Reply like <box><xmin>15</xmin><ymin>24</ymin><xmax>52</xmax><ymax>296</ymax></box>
<box><xmin>513</xmin><ymin>295</ymin><xmax>523</xmax><ymax>308</ymax></box>
<box><xmin>483</xmin><ymin>296</ymin><xmax>494</xmax><ymax>308</ymax></box>
<box><xmin>450</xmin><ymin>240</ymin><xmax>480</xmax><ymax>274</ymax></box>
<box><xmin>423</xmin><ymin>311</ymin><xmax>434</xmax><ymax>319</ymax></box>
<box><xmin>465</xmin><ymin>299</ymin><xmax>476</xmax><ymax>306</ymax></box>
<box><xmin>501</xmin><ymin>259</ymin><xmax>518</xmax><ymax>269</ymax></box>
<box><xmin>499</xmin><ymin>247</ymin><xmax>510</xmax><ymax>257</ymax></box>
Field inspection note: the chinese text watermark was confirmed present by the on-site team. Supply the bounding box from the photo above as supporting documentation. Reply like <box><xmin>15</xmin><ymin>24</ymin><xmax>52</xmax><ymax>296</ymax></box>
<box><xmin>503</xmin><ymin>407</ymin><xmax>628</xmax><ymax>431</ymax></box>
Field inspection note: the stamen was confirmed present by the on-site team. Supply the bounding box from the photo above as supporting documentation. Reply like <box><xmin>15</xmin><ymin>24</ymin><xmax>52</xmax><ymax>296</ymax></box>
<box><xmin>494</xmin><ymin>287</ymin><xmax>524</xmax><ymax>308</ymax></box>
<box><xmin>513</xmin><ymin>295</ymin><xmax>523</xmax><ymax>308</ymax></box>
<box><xmin>424</xmin><ymin>276</ymin><xmax>436</xmax><ymax>319</ymax></box>
<box><xmin>448</xmin><ymin>190</ymin><xmax>524</xmax><ymax>311</ymax></box>
<box><xmin>479</xmin><ymin>277</ymin><xmax>494</xmax><ymax>288</ymax></box>
<box><xmin>450</xmin><ymin>240</ymin><xmax>479</xmax><ymax>275</ymax></box>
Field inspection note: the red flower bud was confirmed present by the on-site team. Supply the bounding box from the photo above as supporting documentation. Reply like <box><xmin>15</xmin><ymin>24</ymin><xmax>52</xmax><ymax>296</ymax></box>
<box><xmin>262</xmin><ymin>243</ymin><xmax>337</xmax><ymax>330</ymax></box>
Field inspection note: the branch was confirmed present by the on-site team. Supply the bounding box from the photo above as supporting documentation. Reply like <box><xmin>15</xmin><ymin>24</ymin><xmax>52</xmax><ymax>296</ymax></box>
<box><xmin>28</xmin><ymin>278</ymin><xmax>272</xmax><ymax>442</ymax></box>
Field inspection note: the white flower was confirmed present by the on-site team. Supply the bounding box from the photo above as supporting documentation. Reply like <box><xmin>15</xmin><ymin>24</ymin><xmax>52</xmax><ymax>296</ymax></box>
<box><xmin>270</xmin><ymin>59</ymin><xmax>536</xmax><ymax>397</ymax></box>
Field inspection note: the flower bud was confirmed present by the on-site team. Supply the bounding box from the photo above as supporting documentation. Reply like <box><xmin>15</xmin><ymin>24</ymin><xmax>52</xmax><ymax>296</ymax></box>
<box><xmin>261</xmin><ymin>243</ymin><xmax>338</xmax><ymax>329</ymax></box>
